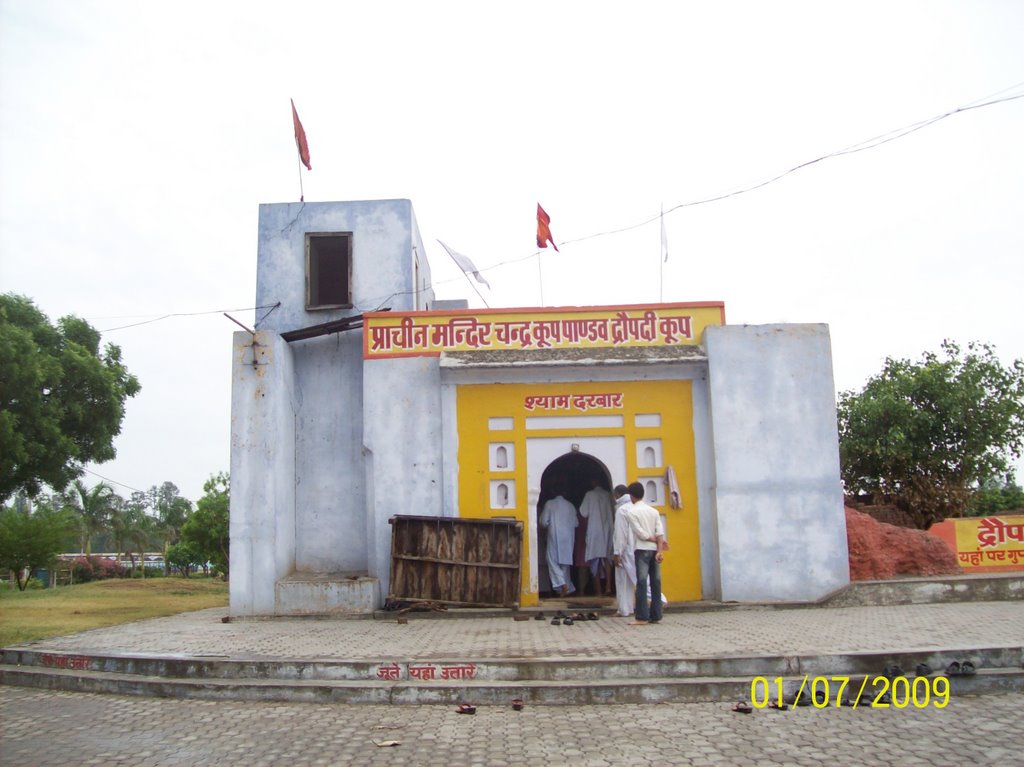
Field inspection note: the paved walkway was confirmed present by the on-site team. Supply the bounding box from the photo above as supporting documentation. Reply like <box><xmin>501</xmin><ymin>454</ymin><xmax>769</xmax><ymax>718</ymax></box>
<box><xmin>2</xmin><ymin>686</ymin><xmax>1021</xmax><ymax>766</ymax></box>
<box><xmin>16</xmin><ymin>600</ymin><xmax>1024</xmax><ymax>660</ymax></box>
<box><xmin>4</xmin><ymin>599</ymin><xmax>1024</xmax><ymax>765</ymax></box>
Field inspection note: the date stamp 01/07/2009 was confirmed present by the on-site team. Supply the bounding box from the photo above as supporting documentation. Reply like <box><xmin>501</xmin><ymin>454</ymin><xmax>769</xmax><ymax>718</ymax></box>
<box><xmin>750</xmin><ymin>675</ymin><xmax>952</xmax><ymax>710</ymax></box>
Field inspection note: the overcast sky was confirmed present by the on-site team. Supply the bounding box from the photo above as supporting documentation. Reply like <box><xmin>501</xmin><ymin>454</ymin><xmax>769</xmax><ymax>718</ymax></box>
<box><xmin>1</xmin><ymin>1</ymin><xmax>1022</xmax><ymax>503</ymax></box>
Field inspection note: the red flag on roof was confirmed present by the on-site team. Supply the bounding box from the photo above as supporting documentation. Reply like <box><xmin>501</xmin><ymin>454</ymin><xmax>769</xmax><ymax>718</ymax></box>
<box><xmin>536</xmin><ymin>203</ymin><xmax>559</xmax><ymax>252</ymax></box>
<box><xmin>291</xmin><ymin>99</ymin><xmax>311</xmax><ymax>171</ymax></box>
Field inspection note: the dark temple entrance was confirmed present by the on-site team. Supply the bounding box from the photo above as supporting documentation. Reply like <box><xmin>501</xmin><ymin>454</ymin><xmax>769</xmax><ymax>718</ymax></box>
<box><xmin>535</xmin><ymin>451</ymin><xmax>616</xmax><ymax>600</ymax></box>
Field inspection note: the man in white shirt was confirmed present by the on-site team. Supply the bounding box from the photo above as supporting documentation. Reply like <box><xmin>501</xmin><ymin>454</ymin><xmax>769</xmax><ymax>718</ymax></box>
<box><xmin>539</xmin><ymin>487</ymin><xmax>578</xmax><ymax>597</ymax></box>
<box><xmin>579</xmin><ymin>479</ymin><xmax>614</xmax><ymax>596</ymax></box>
<box><xmin>625</xmin><ymin>481</ymin><xmax>665</xmax><ymax>624</ymax></box>
<box><xmin>611</xmin><ymin>484</ymin><xmax>636</xmax><ymax>617</ymax></box>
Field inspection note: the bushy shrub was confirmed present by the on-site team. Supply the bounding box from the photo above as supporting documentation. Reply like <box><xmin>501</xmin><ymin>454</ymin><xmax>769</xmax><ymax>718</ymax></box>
<box><xmin>72</xmin><ymin>556</ymin><xmax>127</xmax><ymax>583</ymax></box>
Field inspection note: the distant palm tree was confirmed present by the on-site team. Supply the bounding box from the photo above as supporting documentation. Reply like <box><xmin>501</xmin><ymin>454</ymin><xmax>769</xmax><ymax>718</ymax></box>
<box><xmin>107</xmin><ymin>495</ymin><xmax>128</xmax><ymax>566</ymax></box>
<box><xmin>123</xmin><ymin>505</ymin><xmax>157</xmax><ymax>578</ymax></box>
<box><xmin>62</xmin><ymin>480</ymin><xmax>115</xmax><ymax>556</ymax></box>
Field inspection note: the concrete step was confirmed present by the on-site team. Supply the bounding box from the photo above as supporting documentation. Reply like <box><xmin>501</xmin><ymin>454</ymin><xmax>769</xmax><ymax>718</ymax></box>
<box><xmin>3</xmin><ymin>646</ymin><xmax>1021</xmax><ymax>682</ymax></box>
<box><xmin>2</xmin><ymin>662</ymin><xmax>1022</xmax><ymax>705</ymax></box>
<box><xmin>2</xmin><ymin>645</ymin><xmax>1021</xmax><ymax>704</ymax></box>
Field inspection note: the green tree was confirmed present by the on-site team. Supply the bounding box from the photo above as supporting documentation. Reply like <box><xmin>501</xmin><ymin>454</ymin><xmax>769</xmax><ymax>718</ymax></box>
<box><xmin>166</xmin><ymin>541</ymin><xmax>204</xmax><ymax>577</ymax></box>
<box><xmin>181</xmin><ymin>472</ymin><xmax>229</xmax><ymax>576</ymax></box>
<box><xmin>122</xmin><ymin>502</ymin><xmax>158</xmax><ymax>578</ymax></box>
<box><xmin>147</xmin><ymin>482</ymin><xmax>192</xmax><ymax>575</ymax></box>
<box><xmin>965</xmin><ymin>476</ymin><xmax>1024</xmax><ymax>517</ymax></box>
<box><xmin>838</xmin><ymin>341</ymin><xmax>1024</xmax><ymax>528</ymax></box>
<box><xmin>60</xmin><ymin>480</ymin><xmax>116</xmax><ymax>555</ymax></box>
<box><xmin>0</xmin><ymin>294</ymin><xmax>141</xmax><ymax>502</ymax></box>
<box><xmin>0</xmin><ymin>497</ymin><xmax>75</xmax><ymax>590</ymax></box>
<box><xmin>107</xmin><ymin>493</ymin><xmax>128</xmax><ymax>564</ymax></box>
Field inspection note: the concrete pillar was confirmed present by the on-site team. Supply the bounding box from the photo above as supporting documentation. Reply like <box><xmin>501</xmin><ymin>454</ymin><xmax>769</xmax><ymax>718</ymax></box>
<box><xmin>705</xmin><ymin>324</ymin><xmax>849</xmax><ymax>602</ymax></box>
<box><xmin>229</xmin><ymin>330</ymin><xmax>297</xmax><ymax>615</ymax></box>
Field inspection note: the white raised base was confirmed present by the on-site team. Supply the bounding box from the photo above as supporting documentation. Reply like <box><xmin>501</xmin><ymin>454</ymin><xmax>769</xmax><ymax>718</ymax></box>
<box><xmin>275</xmin><ymin>573</ymin><xmax>379</xmax><ymax>615</ymax></box>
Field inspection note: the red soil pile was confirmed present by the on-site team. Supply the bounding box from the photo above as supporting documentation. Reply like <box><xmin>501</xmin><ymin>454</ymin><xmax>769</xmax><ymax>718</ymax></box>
<box><xmin>845</xmin><ymin>507</ymin><xmax>962</xmax><ymax>581</ymax></box>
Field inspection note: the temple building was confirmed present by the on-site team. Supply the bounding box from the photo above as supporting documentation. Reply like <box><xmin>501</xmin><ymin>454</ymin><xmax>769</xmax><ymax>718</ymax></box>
<box><xmin>229</xmin><ymin>199</ymin><xmax>849</xmax><ymax>616</ymax></box>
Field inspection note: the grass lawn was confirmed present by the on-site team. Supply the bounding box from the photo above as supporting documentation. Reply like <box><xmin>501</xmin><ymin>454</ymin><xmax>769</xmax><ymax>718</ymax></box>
<box><xmin>0</xmin><ymin>577</ymin><xmax>228</xmax><ymax>647</ymax></box>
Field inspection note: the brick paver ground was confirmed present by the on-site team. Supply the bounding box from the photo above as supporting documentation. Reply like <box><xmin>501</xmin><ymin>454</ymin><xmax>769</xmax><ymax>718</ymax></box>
<box><xmin>2</xmin><ymin>686</ymin><xmax>1021</xmax><ymax>767</ymax></box>
<box><xmin>15</xmin><ymin>601</ymin><xmax>1024</xmax><ymax>660</ymax></box>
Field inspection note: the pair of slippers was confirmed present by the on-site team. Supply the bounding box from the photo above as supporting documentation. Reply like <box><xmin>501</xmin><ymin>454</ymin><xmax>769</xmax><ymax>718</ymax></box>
<box><xmin>946</xmin><ymin>660</ymin><xmax>976</xmax><ymax>676</ymax></box>
<box><xmin>551</xmin><ymin>612</ymin><xmax>599</xmax><ymax>625</ymax></box>
<box><xmin>884</xmin><ymin>663</ymin><xmax>937</xmax><ymax>678</ymax></box>
<box><xmin>458</xmin><ymin>700</ymin><xmax>524</xmax><ymax>714</ymax></box>
<box><xmin>732</xmin><ymin>700</ymin><xmax>789</xmax><ymax>714</ymax></box>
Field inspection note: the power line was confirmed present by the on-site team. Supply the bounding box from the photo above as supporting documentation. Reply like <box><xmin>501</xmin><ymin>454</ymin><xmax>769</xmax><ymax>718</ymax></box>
<box><xmin>559</xmin><ymin>91</ymin><xmax>1024</xmax><ymax>248</ymax></box>
<box><xmin>89</xmin><ymin>84</ymin><xmax>1024</xmax><ymax>316</ymax></box>
<box><xmin>78</xmin><ymin>466</ymin><xmax>146</xmax><ymax>495</ymax></box>
<box><xmin>98</xmin><ymin>304</ymin><xmax>280</xmax><ymax>332</ymax></box>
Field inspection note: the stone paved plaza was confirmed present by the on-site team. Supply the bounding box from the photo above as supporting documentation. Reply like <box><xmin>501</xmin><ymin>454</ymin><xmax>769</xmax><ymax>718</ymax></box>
<box><xmin>3</xmin><ymin>598</ymin><xmax>1023</xmax><ymax>765</ymax></box>
<box><xmin>17</xmin><ymin>600</ymin><xmax>1024</xmax><ymax>660</ymax></box>
<box><xmin>2</xmin><ymin>686</ymin><xmax>1021</xmax><ymax>766</ymax></box>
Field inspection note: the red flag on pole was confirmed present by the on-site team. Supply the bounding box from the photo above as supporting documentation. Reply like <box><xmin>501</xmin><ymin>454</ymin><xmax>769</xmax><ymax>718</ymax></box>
<box><xmin>291</xmin><ymin>99</ymin><xmax>311</xmax><ymax>171</ymax></box>
<box><xmin>536</xmin><ymin>203</ymin><xmax>559</xmax><ymax>252</ymax></box>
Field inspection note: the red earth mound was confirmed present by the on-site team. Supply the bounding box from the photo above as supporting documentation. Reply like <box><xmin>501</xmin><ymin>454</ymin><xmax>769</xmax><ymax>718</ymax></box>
<box><xmin>845</xmin><ymin>506</ymin><xmax>962</xmax><ymax>581</ymax></box>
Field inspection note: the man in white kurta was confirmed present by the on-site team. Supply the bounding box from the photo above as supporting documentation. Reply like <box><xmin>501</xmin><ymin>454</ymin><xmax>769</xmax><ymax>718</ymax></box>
<box><xmin>539</xmin><ymin>491</ymin><xmax>578</xmax><ymax>596</ymax></box>
<box><xmin>611</xmin><ymin>485</ymin><xmax>636</xmax><ymax>617</ymax></box>
<box><xmin>579</xmin><ymin>480</ymin><xmax>614</xmax><ymax>595</ymax></box>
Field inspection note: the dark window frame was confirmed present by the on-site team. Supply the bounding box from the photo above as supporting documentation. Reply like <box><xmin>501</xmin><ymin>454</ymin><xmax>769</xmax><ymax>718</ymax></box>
<box><xmin>305</xmin><ymin>232</ymin><xmax>353</xmax><ymax>310</ymax></box>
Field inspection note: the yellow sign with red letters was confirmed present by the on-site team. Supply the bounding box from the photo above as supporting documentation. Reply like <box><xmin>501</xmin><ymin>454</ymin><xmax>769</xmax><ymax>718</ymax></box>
<box><xmin>363</xmin><ymin>302</ymin><xmax>725</xmax><ymax>359</ymax></box>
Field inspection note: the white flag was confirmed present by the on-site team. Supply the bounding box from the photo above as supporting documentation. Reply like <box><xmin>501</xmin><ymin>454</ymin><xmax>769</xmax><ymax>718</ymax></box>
<box><xmin>438</xmin><ymin>240</ymin><xmax>491</xmax><ymax>289</ymax></box>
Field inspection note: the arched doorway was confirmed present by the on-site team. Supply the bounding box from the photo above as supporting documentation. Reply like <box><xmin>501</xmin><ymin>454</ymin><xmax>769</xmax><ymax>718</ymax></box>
<box><xmin>535</xmin><ymin>451</ymin><xmax>615</xmax><ymax>600</ymax></box>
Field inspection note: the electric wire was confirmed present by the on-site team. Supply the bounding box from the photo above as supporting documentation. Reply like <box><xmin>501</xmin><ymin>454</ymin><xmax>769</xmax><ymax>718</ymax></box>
<box><xmin>93</xmin><ymin>85</ymin><xmax>1024</xmax><ymax>322</ymax></box>
<box><xmin>97</xmin><ymin>304</ymin><xmax>281</xmax><ymax>332</ymax></box>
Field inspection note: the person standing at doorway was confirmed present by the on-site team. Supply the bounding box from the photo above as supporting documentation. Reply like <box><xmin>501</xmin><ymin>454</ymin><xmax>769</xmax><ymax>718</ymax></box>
<box><xmin>540</xmin><ymin>486</ymin><xmax>578</xmax><ymax>597</ymax></box>
<box><xmin>626</xmin><ymin>481</ymin><xmax>665</xmax><ymax>625</ymax></box>
<box><xmin>611</xmin><ymin>484</ymin><xmax>636</xmax><ymax>617</ymax></box>
<box><xmin>580</xmin><ymin>478</ymin><xmax>614</xmax><ymax>596</ymax></box>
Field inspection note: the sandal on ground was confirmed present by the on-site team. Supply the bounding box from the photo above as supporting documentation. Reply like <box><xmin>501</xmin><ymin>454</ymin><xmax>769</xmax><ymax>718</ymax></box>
<box><xmin>882</xmin><ymin>664</ymin><xmax>903</xmax><ymax>679</ymax></box>
<box><xmin>456</xmin><ymin>704</ymin><xmax>476</xmax><ymax>715</ymax></box>
<box><xmin>732</xmin><ymin>701</ymin><xmax>753</xmax><ymax>714</ymax></box>
<box><xmin>960</xmin><ymin>661</ymin><xmax>976</xmax><ymax>675</ymax></box>
<box><xmin>945</xmin><ymin>661</ymin><xmax>961</xmax><ymax>676</ymax></box>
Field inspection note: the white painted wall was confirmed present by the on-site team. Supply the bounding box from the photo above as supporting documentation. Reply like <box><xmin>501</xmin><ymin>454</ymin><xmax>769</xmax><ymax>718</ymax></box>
<box><xmin>291</xmin><ymin>331</ymin><xmax>366</xmax><ymax>573</ymax></box>
<box><xmin>229</xmin><ymin>331</ymin><xmax>297</xmax><ymax>615</ymax></box>
<box><xmin>231</xmin><ymin>200</ymin><xmax>435</xmax><ymax>614</ymax></box>
<box><xmin>704</xmin><ymin>324</ymin><xmax>849</xmax><ymax>602</ymax></box>
<box><xmin>362</xmin><ymin>355</ymin><xmax>446</xmax><ymax>601</ymax></box>
<box><xmin>255</xmin><ymin>199</ymin><xmax>428</xmax><ymax>333</ymax></box>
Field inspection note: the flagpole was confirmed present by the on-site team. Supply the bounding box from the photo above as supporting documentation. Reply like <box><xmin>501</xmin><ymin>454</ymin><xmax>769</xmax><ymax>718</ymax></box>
<box><xmin>298</xmin><ymin>164</ymin><xmax>305</xmax><ymax>203</ymax></box>
<box><xmin>537</xmin><ymin>255</ymin><xmax>545</xmax><ymax>307</ymax></box>
<box><xmin>659</xmin><ymin>203</ymin><xmax>664</xmax><ymax>303</ymax></box>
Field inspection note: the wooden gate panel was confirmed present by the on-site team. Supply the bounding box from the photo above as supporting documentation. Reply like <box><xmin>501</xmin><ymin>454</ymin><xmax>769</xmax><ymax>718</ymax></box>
<box><xmin>387</xmin><ymin>516</ymin><xmax>522</xmax><ymax>608</ymax></box>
